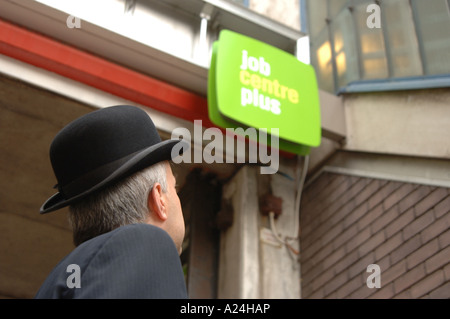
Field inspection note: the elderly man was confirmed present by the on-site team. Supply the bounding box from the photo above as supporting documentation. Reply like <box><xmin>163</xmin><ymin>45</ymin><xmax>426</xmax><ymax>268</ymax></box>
<box><xmin>35</xmin><ymin>105</ymin><xmax>189</xmax><ymax>298</ymax></box>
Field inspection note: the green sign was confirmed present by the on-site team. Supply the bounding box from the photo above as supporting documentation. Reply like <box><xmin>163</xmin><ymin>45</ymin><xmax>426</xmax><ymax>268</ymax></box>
<box><xmin>208</xmin><ymin>30</ymin><xmax>321</xmax><ymax>155</ymax></box>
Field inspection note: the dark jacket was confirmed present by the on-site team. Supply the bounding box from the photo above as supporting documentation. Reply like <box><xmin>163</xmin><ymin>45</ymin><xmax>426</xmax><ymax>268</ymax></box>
<box><xmin>34</xmin><ymin>223</ymin><xmax>188</xmax><ymax>299</ymax></box>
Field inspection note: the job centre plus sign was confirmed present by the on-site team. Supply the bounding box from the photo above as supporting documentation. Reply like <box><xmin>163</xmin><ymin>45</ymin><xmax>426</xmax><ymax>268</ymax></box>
<box><xmin>208</xmin><ymin>30</ymin><xmax>321</xmax><ymax>155</ymax></box>
<box><xmin>239</xmin><ymin>50</ymin><xmax>299</xmax><ymax>116</ymax></box>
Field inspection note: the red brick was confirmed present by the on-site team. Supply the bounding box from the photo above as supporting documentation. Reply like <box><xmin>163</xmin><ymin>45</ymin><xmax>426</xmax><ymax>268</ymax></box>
<box><xmin>445</xmin><ymin>263</ymin><xmax>450</xmax><ymax>281</ymax></box>
<box><xmin>333</xmin><ymin>249</ymin><xmax>359</xmax><ymax>275</ymax></box>
<box><xmin>390</xmin><ymin>234</ymin><xmax>422</xmax><ymax>265</ymax></box>
<box><xmin>398</xmin><ymin>186</ymin><xmax>433</xmax><ymax>214</ymax></box>
<box><xmin>348</xmin><ymin>252</ymin><xmax>376</xmax><ymax>279</ymax></box>
<box><xmin>358</xmin><ymin>231</ymin><xmax>385</xmax><ymax>258</ymax></box>
<box><xmin>301</xmin><ymin>197</ymin><xmax>326</xmax><ymax>224</ymax></box>
<box><xmin>304</xmin><ymin>205</ymin><xmax>350</xmax><ymax>250</ymax></box>
<box><xmin>379</xmin><ymin>179</ymin><xmax>389</xmax><ymax>188</ymax></box>
<box><xmin>332</xmin><ymin>223</ymin><xmax>359</xmax><ymax>251</ymax></box>
<box><xmin>371</xmin><ymin>204</ymin><xmax>399</xmax><ymax>234</ymax></box>
<box><xmin>302</xmin><ymin>245</ymin><xmax>333</xmax><ymax>283</ymax></box>
<box><xmin>438</xmin><ymin>229</ymin><xmax>450</xmax><ymax>248</ymax></box>
<box><xmin>414</xmin><ymin>188</ymin><xmax>448</xmax><ymax>217</ymax></box>
<box><xmin>303</xmin><ymin>268</ymin><xmax>334</xmax><ymax>298</ymax></box>
<box><xmin>393</xmin><ymin>289</ymin><xmax>412</xmax><ymax>298</ymax></box>
<box><xmin>335</xmin><ymin>274</ymin><xmax>364</xmax><ymax>298</ymax></box>
<box><xmin>367</xmin><ymin>190</ymin><xmax>386</xmax><ymax>213</ymax></box>
<box><xmin>356</xmin><ymin>203</ymin><xmax>383</xmax><ymax>231</ymax></box>
<box><xmin>343</xmin><ymin>202</ymin><xmax>368</xmax><ymax>229</ymax></box>
<box><xmin>433</xmin><ymin>195</ymin><xmax>450</xmax><ymax>219</ymax></box>
<box><xmin>320</xmin><ymin>210</ymin><xmax>350</xmax><ymax>245</ymax></box>
<box><xmin>312</xmin><ymin>241</ymin><xmax>335</xmax><ymax>266</ymax></box>
<box><xmin>302</xmin><ymin>172</ymin><xmax>332</xmax><ymax>202</ymax></box>
<box><xmin>302</xmin><ymin>196</ymin><xmax>333</xmax><ymax>226</ymax></box>
<box><xmin>324</xmin><ymin>175</ymin><xmax>359</xmax><ymax>203</ymax></box>
<box><xmin>322</xmin><ymin>245</ymin><xmax>347</xmax><ymax>271</ymax></box>
<box><xmin>353</xmin><ymin>179</ymin><xmax>381</xmax><ymax>207</ymax></box>
<box><xmin>394</xmin><ymin>263</ymin><xmax>426</xmax><ymax>294</ymax></box>
<box><xmin>406</xmin><ymin>238</ymin><xmax>439</xmax><ymax>270</ymax></box>
<box><xmin>301</xmin><ymin>235</ymin><xmax>323</xmax><ymax>262</ymax></box>
<box><xmin>305</xmin><ymin>175</ymin><xmax>357</xmax><ymax>223</ymax></box>
<box><xmin>410</xmin><ymin>270</ymin><xmax>445</xmax><ymax>298</ymax></box>
<box><xmin>322</xmin><ymin>179</ymin><xmax>368</xmax><ymax>223</ymax></box>
<box><xmin>345</xmin><ymin>226</ymin><xmax>371</xmax><ymax>253</ymax></box>
<box><xmin>300</xmin><ymin>176</ymin><xmax>449</xmax><ymax>300</ymax></box>
<box><xmin>425</xmin><ymin>246</ymin><xmax>450</xmax><ymax>274</ymax></box>
<box><xmin>301</xmin><ymin>278</ymin><xmax>317</xmax><ymax>298</ymax></box>
<box><xmin>428</xmin><ymin>282</ymin><xmax>450</xmax><ymax>299</ymax></box>
<box><xmin>300</xmin><ymin>201</ymin><xmax>318</xmax><ymax>226</ymax></box>
<box><xmin>323</xmin><ymin>270</ymin><xmax>349</xmax><ymax>296</ymax></box>
<box><xmin>377</xmin><ymin>254</ymin><xmax>391</xmax><ymax>274</ymax></box>
<box><xmin>311</xmin><ymin>226</ymin><xmax>342</xmax><ymax>259</ymax></box>
<box><xmin>325</xmin><ymin>291</ymin><xmax>338</xmax><ymax>299</ymax></box>
<box><xmin>300</xmin><ymin>216</ymin><xmax>321</xmax><ymax>245</ymax></box>
<box><xmin>385</xmin><ymin>207</ymin><xmax>415</xmax><ymax>238</ymax></box>
<box><xmin>382</xmin><ymin>259</ymin><xmax>407</xmax><ymax>285</ymax></box>
<box><xmin>301</xmin><ymin>234</ymin><xmax>321</xmax><ymax>260</ymax></box>
<box><xmin>307</xmin><ymin>288</ymin><xmax>325</xmax><ymax>299</ymax></box>
<box><xmin>301</xmin><ymin>243</ymin><xmax>333</xmax><ymax>278</ymax></box>
<box><xmin>370</xmin><ymin>282</ymin><xmax>395</xmax><ymax>299</ymax></box>
<box><xmin>420</xmin><ymin>211</ymin><xmax>450</xmax><ymax>244</ymax></box>
<box><xmin>327</xmin><ymin>200</ymin><xmax>358</xmax><ymax>229</ymax></box>
<box><xmin>304</xmin><ymin>173</ymin><xmax>343</xmax><ymax>204</ymax></box>
<box><xmin>349</xmin><ymin>285</ymin><xmax>373</xmax><ymax>299</ymax></box>
<box><xmin>375</xmin><ymin>232</ymin><xmax>403</xmax><ymax>260</ymax></box>
<box><xmin>402</xmin><ymin>210</ymin><xmax>435</xmax><ymax>241</ymax></box>
<box><xmin>367</xmin><ymin>181</ymin><xmax>402</xmax><ymax>210</ymax></box>
<box><xmin>382</xmin><ymin>183</ymin><xmax>417</xmax><ymax>211</ymax></box>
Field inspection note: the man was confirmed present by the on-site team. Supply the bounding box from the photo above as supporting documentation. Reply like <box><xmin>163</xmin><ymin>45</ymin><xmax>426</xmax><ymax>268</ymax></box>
<box><xmin>35</xmin><ymin>105</ymin><xmax>189</xmax><ymax>298</ymax></box>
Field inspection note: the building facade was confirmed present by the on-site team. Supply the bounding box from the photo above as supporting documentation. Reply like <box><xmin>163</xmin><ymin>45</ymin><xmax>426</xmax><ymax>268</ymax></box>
<box><xmin>302</xmin><ymin>0</ymin><xmax>450</xmax><ymax>298</ymax></box>
<box><xmin>0</xmin><ymin>0</ymin><xmax>449</xmax><ymax>299</ymax></box>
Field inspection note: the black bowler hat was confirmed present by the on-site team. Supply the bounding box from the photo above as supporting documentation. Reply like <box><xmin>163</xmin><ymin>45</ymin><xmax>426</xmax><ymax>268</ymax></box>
<box><xmin>40</xmin><ymin>105</ymin><xmax>189</xmax><ymax>214</ymax></box>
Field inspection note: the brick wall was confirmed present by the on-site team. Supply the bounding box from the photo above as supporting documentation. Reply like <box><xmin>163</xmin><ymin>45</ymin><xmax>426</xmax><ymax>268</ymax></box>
<box><xmin>300</xmin><ymin>172</ymin><xmax>450</xmax><ymax>298</ymax></box>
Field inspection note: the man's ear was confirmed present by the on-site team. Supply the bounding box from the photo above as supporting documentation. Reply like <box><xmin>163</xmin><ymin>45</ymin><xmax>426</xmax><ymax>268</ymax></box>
<box><xmin>148</xmin><ymin>183</ymin><xmax>168</xmax><ymax>221</ymax></box>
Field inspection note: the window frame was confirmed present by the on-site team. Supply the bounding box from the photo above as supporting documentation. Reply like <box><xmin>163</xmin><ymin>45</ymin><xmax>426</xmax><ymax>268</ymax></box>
<box><xmin>307</xmin><ymin>0</ymin><xmax>450</xmax><ymax>94</ymax></box>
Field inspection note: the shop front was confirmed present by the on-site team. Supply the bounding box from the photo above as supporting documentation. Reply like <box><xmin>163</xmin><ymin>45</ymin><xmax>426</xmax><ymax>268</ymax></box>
<box><xmin>0</xmin><ymin>0</ymin><xmax>343</xmax><ymax>298</ymax></box>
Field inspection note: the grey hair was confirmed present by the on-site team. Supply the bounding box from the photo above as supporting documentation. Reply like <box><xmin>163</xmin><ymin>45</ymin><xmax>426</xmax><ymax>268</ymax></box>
<box><xmin>68</xmin><ymin>161</ymin><xmax>168</xmax><ymax>246</ymax></box>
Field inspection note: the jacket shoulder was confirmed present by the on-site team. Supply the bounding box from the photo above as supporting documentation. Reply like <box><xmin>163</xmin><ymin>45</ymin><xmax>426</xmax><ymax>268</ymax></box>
<box><xmin>35</xmin><ymin>224</ymin><xmax>187</xmax><ymax>299</ymax></box>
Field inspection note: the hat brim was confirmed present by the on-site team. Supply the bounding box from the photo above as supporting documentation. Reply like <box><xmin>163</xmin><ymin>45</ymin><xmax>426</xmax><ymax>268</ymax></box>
<box><xmin>40</xmin><ymin>139</ymin><xmax>189</xmax><ymax>214</ymax></box>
